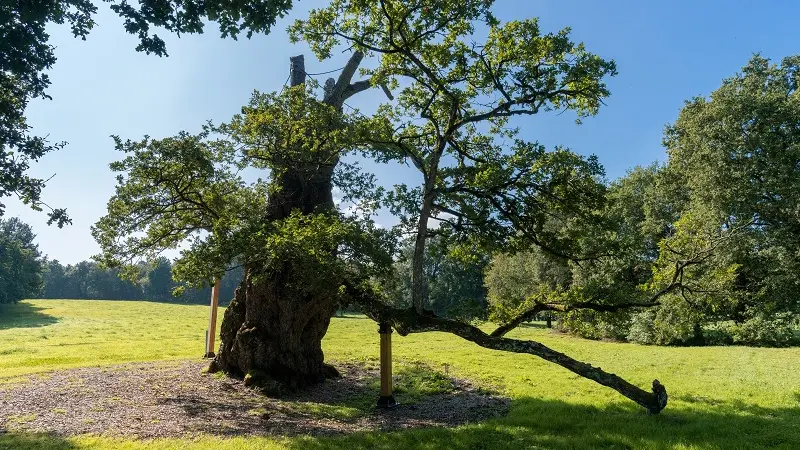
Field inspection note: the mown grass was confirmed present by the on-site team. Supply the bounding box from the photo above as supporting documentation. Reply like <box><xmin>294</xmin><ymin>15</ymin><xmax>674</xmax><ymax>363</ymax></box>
<box><xmin>2</xmin><ymin>299</ymin><xmax>800</xmax><ymax>449</ymax></box>
<box><xmin>0</xmin><ymin>300</ymin><xmax>210</xmax><ymax>378</ymax></box>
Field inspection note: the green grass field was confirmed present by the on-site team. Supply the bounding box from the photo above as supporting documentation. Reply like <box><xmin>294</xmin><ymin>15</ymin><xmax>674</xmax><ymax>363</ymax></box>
<box><xmin>2</xmin><ymin>299</ymin><xmax>799</xmax><ymax>449</ymax></box>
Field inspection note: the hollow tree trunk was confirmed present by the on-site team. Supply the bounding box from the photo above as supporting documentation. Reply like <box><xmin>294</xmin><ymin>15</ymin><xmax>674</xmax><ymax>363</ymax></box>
<box><xmin>211</xmin><ymin>163</ymin><xmax>341</xmax><ymax>388</ymax></box>
<box><xmin>213</xmin><ymin>260</ymin><xmax>340</xmax><ymax>388</ymax></box>
<box><xmin>211</xmin><ymin>52</ymin><xmax>377</xmax><ymax>389</ymax></box>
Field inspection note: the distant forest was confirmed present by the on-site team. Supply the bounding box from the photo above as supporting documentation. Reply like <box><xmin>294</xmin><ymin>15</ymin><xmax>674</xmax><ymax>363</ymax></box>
<box><xmin>38</xmin><ymin>257</ymin><xmax>244</xmax><ymax>305</ymax></box>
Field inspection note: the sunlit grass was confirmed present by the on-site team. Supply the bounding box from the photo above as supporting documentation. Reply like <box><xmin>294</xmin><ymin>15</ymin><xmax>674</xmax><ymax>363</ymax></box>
<box><xmin>2</xmin><ymin>299</ymin><xmax>800</xmax><ymax>449</ymax></box>
<box><xmin>0</xmin><ymin>300</ymin><xmax>211</xmax><ymax>377</ymax></box>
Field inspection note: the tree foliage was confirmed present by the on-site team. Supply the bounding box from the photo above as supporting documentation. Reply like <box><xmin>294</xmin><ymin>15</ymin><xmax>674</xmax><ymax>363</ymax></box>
<box><xmin>291</xmin><ymin>0</ymin><xmax>616</xmax><ymax>315</ymax></box>
<box><xmin>0</xmin><ymin>217</ymin><xmax>43</xmax><ymax>303</ymax></box>
<box><xmin>96</xmin><ymin>0</ymin><xmax>673</xmax><ymax>413</ymax></box>
<box><xmin>93</xmin><ymin>87</ymin><xmax>395</xmax><ymax>290</ymax></box>
<box><xmin>484</xmin><ymin>55</ymin><xmax>800</xmax><ymax>347</ymax></box>
<box><xmin>651</xmin><ymin>54</ymin><xmax>800</xmax><ymax>346</ymax></box>
<box><xmin>387</xmin><ymin>235</ymin><xmax>488</xmax><ymax>321</ymax></box>
<box><xmin>1</xmin><ymin>0</ymin><xmax>295</xmax><ymax>224</ymax></box>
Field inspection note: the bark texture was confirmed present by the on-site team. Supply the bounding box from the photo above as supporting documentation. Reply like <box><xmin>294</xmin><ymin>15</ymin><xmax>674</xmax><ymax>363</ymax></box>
<box><xmin>212</xmin><ymin>265</ymin><xmax>340</xmax><ymax>388</ymax></box>
<box><xmin>211</xmin><ymin>52</ymin><xmax>377</xmax><ymax>389</ymax></box>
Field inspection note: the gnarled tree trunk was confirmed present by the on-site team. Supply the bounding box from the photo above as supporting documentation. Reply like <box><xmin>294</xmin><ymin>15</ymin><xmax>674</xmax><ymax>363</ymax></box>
<box><xmin>213</xmin><ymin>261</ymin><xmax>340</xmax><ymax>389</ymax></box>
<box><xmin>212</xmin><ymin>164</ymin><xmax>340</xmax><ymax>388</ymax></box>
<box><xmin>211</xmin><ymin>52</ymin><xmax>375</xmax><ymax>389</ymax></box>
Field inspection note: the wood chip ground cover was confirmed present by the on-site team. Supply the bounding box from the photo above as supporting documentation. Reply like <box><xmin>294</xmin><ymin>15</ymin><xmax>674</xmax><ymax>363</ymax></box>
<box><xmin>0</xmin><ymin>360</ymin><xmax>509</xmax><ymax>439</ymax></box>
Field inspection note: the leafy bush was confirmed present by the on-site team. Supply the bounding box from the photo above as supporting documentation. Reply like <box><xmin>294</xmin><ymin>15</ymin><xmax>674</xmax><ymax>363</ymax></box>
<box><xmin>627</xmin><ymin>304</ymin><xmax>704</xmax><ymax>346</ymax></box>
<box><xmin>626</xmin><ymin>310</ymin><xmax>657</xmax><ymax>345</ymax></box>
<box><xmin>651</xmin><ymin>304</ymin><xmax>705</xmax><ymax>345</ymax></box>
<box><xmin>557</xmin><ymin>310</ymin><xmax>630</xmax><ymax>341</ymax></box>
<box><xmin>726</xmin><ymin>315</ymin><xmax>797</xmax><ymax>347</ymax></box>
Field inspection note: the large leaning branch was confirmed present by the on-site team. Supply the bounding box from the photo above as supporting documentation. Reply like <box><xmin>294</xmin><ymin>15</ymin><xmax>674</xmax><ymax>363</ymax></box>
<box><xmin>345</xmin><ymin>282</ymin><xmax>669</xmax><ymax>414</ymax></box>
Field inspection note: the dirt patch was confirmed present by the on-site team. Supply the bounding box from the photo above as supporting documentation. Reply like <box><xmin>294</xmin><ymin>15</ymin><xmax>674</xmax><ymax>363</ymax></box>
<box><xmin>0</xmin><ymin>360</ymin><xmax>509</xmax><ymax>438</ymax></box>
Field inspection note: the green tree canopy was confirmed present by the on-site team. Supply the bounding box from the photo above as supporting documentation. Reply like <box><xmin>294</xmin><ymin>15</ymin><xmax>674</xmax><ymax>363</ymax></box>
<box><xmin>290</xmin><ymin>0</ymin><xmax>616</xmax><ymax>314</ymax></box>
<box><xmin>0</xmin><ymin>217</ymin><xmax>43</xmax><ymax>303</ymax></box>
<box><xmin>484</xmin><ymin>55</ymin><xmax>800</xmax><ymax>347</ymax></box>
<box><xmin>1</xmin><ymin>0</ymin><xmax>296</xmax><ymax>225</ymax></box>
<box><xmin>652</xmin><ymin>54</ymin><xmax>800</xmax><ymax>345</ymax></box>
<box><xmin>388</xmin><ymin>235</ymin><xmax>489</xmax><ymax>321</ymax></box>
<box><xmin>95</xmin><ymin>0</ymin><xmax>670</xmax><ymax>413</ymax></box>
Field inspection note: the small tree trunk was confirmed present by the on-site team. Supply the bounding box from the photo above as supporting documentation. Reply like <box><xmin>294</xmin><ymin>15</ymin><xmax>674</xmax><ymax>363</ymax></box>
<box><xmin>546</xmin><ymin>313</ymin><xmax>552</xmax><ymax>328</ymax></box>
<box><xmin>411</xmin><ymin>195</ymin><xmax>432</xmax><ymax>314</ymax></box>
<box><xmin>410</xmin><ymin>136</ymin><xmax>448</xmax><ymax>314</ymax></box>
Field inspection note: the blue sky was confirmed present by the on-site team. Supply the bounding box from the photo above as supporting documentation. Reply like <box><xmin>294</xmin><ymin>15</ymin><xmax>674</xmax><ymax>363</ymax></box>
<box><xmin>7</xmin><ymin>0</ymin><xmax>799</xmax><ymax>264</ymax></box>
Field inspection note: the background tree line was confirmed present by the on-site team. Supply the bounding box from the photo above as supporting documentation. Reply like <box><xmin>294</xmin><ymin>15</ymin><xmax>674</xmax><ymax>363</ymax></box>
<box><xmin>39</xmin><ymin>258</ymin><xmax>244</xmax><ymax>304</ymax></box>
<box><xmin>485</xmin><ymin>55</ymin><xmax>800</xmax><ymax>347</ymax></box>
<box><xmin>0</xmin><ymin>226</ymin><xmax>243</xmax><ymax>306</ymax></box>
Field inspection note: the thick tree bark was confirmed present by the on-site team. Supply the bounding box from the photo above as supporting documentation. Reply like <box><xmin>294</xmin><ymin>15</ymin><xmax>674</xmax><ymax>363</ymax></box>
<box><xmin>212</xmin><ymin>263</ymin><xmax>340</xmax><ymax>389</ymax></box>
<box><xmin>209</xmin><ymin>51</ymin><xmax>392</xmax><ymax>389</ymax></box>
<box><xmin>210</xmin><ymin>53</ymin><xmax>368</xmax><ymax>389</ymax></box>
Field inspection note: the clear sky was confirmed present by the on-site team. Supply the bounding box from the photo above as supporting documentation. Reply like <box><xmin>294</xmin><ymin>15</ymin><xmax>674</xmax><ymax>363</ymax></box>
<box><xmin>6</xmin><ymin>0</ymin><xmax>799</xmax><ymax>264</ymax></box>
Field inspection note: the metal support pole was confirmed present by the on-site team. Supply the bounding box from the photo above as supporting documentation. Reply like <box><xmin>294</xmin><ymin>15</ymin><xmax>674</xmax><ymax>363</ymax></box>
<box><xmin>204</xmin><ymin>278</ymin><xmax>221</xmax><ymax>358</ymax></box>
<box><xmin>376</xmin><ymin>322</ymin><xmax>398</xmax><ymax>408</ymax></box>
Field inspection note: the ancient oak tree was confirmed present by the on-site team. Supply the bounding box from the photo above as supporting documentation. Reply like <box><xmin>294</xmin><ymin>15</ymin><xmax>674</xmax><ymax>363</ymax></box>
<box><xmin>96</xmin><ymin>0</ymin><xmax>668</xmax><ymax>412</ymax></box>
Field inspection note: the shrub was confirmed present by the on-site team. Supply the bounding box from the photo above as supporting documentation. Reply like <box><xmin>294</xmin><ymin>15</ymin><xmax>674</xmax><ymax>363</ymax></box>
<box><xmin>627</xmin><ymin>310</ymin><xmax>657</xmax><ymax>344</ymax></box>
<box><xmin>557</xmin><ymin>310</ymin><xmax>630</xmax><ymax>341</ymax></box>
<box><xmin>726</xmin><ymin>315</ymin><xmax>797</xmax><ymax>347</ymax></box>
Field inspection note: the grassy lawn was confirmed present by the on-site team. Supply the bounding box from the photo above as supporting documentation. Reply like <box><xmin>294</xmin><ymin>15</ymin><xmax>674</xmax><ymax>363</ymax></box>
<box><xmin>2</xmin><ymin>299</ymin><xmax>799</xmax><ymax>449</ymax></box>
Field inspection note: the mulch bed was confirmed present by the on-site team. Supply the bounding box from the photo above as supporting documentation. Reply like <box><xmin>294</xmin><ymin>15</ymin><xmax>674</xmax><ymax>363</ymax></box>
<box><xmin>0</xmin><ymin>360</ymin><xmax>510</xmax><ymax>439</ymax></box>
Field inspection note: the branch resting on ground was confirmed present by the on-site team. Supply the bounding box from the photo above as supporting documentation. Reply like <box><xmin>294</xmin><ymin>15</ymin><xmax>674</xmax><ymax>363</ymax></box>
<box><xmin>344</xmin><ymin>282</ymin><xmax>669</xmax><ymax>414</ymax></box>
<box><xmin>345</xmin><ymin>236</ymin><xmax>732</xmax><ymax>413</ymax></box>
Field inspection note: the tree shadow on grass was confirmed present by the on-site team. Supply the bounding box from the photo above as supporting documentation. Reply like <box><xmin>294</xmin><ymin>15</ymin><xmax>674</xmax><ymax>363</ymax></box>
<box><xmin>517</xmin><ymin>321</ymin><xmax>549</xmax><ymax>330</ymax></box>
<box><xmin>0</xmin><ymin>432</ymin><xmax>77</xmax><ymax>450</ymax></box>
<box><xmin>289</xmin><ymin>396</ymin><xmax>800</xmax><ymax>450</ymax></box>
<box><xmin>0</xmin><ymin>302</ymin><xmax>59</xmax><ymax>330</ymax></box>
<box><xmin>2</xmin><ymin>390</ymin><xmax>798</xmax><ymax>449</ymax></box>
<box><xmin>154</xmin><ymin>361</ymin><xmax>509</xmax><ymax>437</ymax></box>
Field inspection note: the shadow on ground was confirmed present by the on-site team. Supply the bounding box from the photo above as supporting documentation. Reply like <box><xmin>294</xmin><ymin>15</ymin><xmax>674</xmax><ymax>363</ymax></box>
<box><xmin>0</xmin><ymin>433</ymin><xmax>77</xmax><ymax>450</ymax></box>
<box><xmin>2</xmin><ymin>394</ymin><xmax>798</xmax><ymax>449</ymax></box>
<box><xmin>288</xmin><ymin>396</ymin><xmax>800</xmax><ymax>450</ymax></box>
<box><xmin>0</xmin><ymin>360</ymin><xmax>508</xmax><ymax>439</ymax></box>
<box><xmin>0</xmin><ymin>302</ymin><xmax>59</xmax><ymax>330</ymax></box>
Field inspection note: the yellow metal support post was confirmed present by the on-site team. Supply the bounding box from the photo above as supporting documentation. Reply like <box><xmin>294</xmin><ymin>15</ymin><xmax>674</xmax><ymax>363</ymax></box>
<box><xmin>376</xmin><ymin>322</ymin><xmax>398</xmax><ymax>408</ymax></box>
<box><xmin>204</xmin><ymin>278</ymin><xmax>221</xmax><ymax>358</ymax></box>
